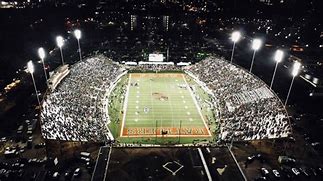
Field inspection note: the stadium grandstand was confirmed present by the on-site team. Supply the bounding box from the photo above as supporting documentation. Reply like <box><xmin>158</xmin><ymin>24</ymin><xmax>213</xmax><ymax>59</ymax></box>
<box><xmin>40</xmin><ymin>54</ymin><xmax>291</xmax><ymax>144</ymax></box>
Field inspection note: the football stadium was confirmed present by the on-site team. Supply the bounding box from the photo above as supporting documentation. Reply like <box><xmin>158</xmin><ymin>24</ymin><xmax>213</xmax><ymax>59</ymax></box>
<box><xmin>40</xmin><ymin>54</ymin><xmax>291</xmax><ymax>146</ymax></box>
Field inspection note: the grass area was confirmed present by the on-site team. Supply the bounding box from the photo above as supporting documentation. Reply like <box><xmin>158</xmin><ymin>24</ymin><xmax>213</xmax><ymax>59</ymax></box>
<box><xmin>107</xmin><ymin>75</ymin><xmax>128</xmax><ymax>138</ymax></box>
<box><xmin>108</xmin><ymin>72</ymin><xmax>217</xmax><ymax>145</ymax></box>
<box><xmin>184</xmin><ymin>75</ymin><xmax>219</xmax><ymax>140</ymax></box>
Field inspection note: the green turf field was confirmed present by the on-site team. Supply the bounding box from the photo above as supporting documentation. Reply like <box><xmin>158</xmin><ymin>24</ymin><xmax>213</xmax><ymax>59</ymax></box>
<box><xmin>120</xmin><ymin>73</ymin><xmax>211</xmax><ymax>138</ymax></box>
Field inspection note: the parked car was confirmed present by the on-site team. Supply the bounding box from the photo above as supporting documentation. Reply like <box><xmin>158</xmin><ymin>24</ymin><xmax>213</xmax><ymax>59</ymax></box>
<box><xmin>278</xmin><ymin>156</ymin><xmax>296</xmax><ymax>165</ymax></box>
<box><xmin>52</xmin><ymin>172</ymin><xmax>60</xmax><ymax>180</ymax></box>
<box><xmin>73</xmin><ymin>168</ymin><xmax>81</xmax><ymax>177</ymax></box>
<box><xmin>246</xmin><ymin>155</ymin><xmax>256</xmax><ymax>164</ymax></box>
<box><xmin>299</xmin><ymin>167</ymin><xmax>310</xmax><ymax>177</ymax></box>
<box><xmin>64</xmin><ymin>170</ymin><xmax>72</xmax><ymax>180</ymax></box>
<box><xmin>261</xmin><ymin>168</ymin><xmax>269</xmax><ymax>176</ymax></box>
<box><xmin>272</xmin><ymin>169</ymin><xmax>281</xmax><ymax>178</ymax></box>
<box><xmin>292</xmin><ymin>168</ymin><xmax>300</xmax><ymax>176</ymax></box>
<box><xmin>254</xmin><ymin>176</ymin><xmax>267</xmax><ymax>181</ymax></box>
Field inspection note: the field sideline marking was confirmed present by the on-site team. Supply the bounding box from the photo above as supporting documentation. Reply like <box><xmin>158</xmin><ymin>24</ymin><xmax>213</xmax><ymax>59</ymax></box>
<box><xmin>120</xmin><ymin>74</ymin><xmax>131</xmax><ymax>136</ymax></box>
<box><xmin>182</xmin><ymin>74</ymin><xmax>212</xmax><ymax>136</ymax></box>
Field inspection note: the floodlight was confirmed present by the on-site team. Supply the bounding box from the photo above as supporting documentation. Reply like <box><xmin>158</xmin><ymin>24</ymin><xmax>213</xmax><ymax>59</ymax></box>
<box><xmin>274</xmin><ymin>49</ymin><xmax>284</xmax><ymax>63</ymax></box>
<box><xmin>252</xmin><ymin>39</ymin><xmax>262</xmax><ymax>50</ymax></box>
<box><xmin>74</xmin><ymin>29</ymin><xmax>81</xmax><ymax>40</ymax></box>
<box><xmin>56</xmin><ymin>36</ymin><xmax>64</xmax><ymax>48</ymax></box>
<box><xmin>231</xmin><ymin>31</ymin><xmax>241</xmax><ymax>43</ymax></box>
<box><xmin>27</xmin><ymin>61</ymin><xmax>34</xmax><ymax>74</ymax></box>
<box><xmin>292</xmin><ymin>61</ymin><xmax>301</xmax><ymax>77</ymax></box>
<box><xmin>38</xmin><ymin>47</ymin><xmax>45</xmax><ymax>59</ymax></box>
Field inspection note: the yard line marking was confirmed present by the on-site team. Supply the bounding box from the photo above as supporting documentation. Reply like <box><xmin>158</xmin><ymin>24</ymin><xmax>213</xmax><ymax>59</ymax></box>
<box><xmin>120</xmin><ymin>74</ymin><xmax>131</xmax><ymax>136</ymax></box>
<box><xmin>164</xmin><ymin>77</ymin><xmax>175</xmax><ymax>128</ymax></box>
<box><xmin>148</xmin><ymin>74</ymin><xmax>156</xmax><ymax>128</ymax></box>
<box><xmin>182</xmin><ymin>74</ymin><xmax>212</xmax><ymax>136</ymax></box>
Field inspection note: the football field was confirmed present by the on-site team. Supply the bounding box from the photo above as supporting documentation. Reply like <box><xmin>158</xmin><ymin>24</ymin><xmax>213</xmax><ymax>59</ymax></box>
<box><xmin>120</xmin><ymin>73</ymin><xmax>211</xmax><ymax>138</ymax></box>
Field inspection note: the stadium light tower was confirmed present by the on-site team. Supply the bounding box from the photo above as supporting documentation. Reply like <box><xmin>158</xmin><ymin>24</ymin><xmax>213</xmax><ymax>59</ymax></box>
<box><xmin>270</xmin><ymin>49</ymin><xmax>284</xmax><ymax>89</ymax></box>
<box><xmin>74</xmin><ymin>29</ymin><xmax>82</xmax><ymax>61</ymax></box>
<box><xmin>38</xmin><ymin>47</ymin><xmax>48</xmax><ymax>81</ymax></box>
<box><xmin>249</xmin><ymin>38</ymin><xmax>262</xmax><ymax>73</ymax></box>
<box><xmin>27</xmin><ymin>61</ymin><xmax>41</xmax><ymax>107</ymax></box>
<box><xmin>284</xmin><ymin>61</ymin><xmax>301</xmax><ymax>106</ymax></box>
<box><xmin>56</xmin><ymin>36</ymin><xmax>65</xmax><ymax>65</ymax></box>
<box><xmin>230</xmin><ymin>31</ymin><xmax>241</xmax><ymax>63</ymax></box>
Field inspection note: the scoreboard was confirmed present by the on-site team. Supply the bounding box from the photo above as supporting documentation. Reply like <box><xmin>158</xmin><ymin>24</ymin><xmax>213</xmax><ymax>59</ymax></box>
<box><xmin>149</xmin><ymin>54</ymin><xmax>164</xmax><ymax>62</ymax></box>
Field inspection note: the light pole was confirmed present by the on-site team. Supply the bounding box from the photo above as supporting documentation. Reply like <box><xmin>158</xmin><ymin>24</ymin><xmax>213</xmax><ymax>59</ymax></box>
<box><xmin>249</xmin><ymin>38</ymin><xmax>262</xmax><ymax>73</ymax></box>
<box><xmin>56</xmin><ymin>36</ymin><xmax>65</xmax><ymax>65</ymax></box>
<box><xmin>230</xmin><ymin>31</ymin><xmax>241</xmax><ymax>63</ymax></box>
<box><xmin>38</xmin><ymin>47</ymin><xmax>48</xmax><ymax>82</ymax></box>
<box><xmin>27</xmin><ymin>61</ymin><xmax>41</xmax><ymax>107</ymax></box>
<box><xmin>74</xmin><ymin>29</ymin><xmax>82</xmax><ymax>61</ymax></box>
<box><xmin>285</xmin><ymin>61</ymin><xmax>301</xmax><ymax>106</ymax></box>
<box><xmin>270</xmin><ymin>49</ymin><xmax>284</xmax><ymax>89</ymax></box>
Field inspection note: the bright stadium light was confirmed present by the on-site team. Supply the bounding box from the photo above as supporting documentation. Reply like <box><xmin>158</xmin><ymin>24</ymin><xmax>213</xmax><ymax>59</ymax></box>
<box><xmin>27</xmin><ymin>61</ymin><xmax>40</xmax><ymax>107</ymax></box>
<box><xmin>74</xmin><ymin>29</ymin><xmax>81</xmax><ymax>40</ymax></box>
<box><xmin>56</xmin><ymin>36</ymin><xmax>64</xmax><ymax>48</ymax></box>
<box><xmin>285</xmin><ymin>61</ymin><xmax>302</xmax><ymax>106</ymax></box>
<box><xmin>74</xmin><ymin>29</ymin><xmax>82</xmax><ymax>61</ymax></box>
<box><xmin>230</xmin><ymin>31</ymin><xmax>241</xmax><ymax>63</ymax></box>
<box><xmin>274</xmin><ymin>49</ymin><xmax>284</xmax><ymax>63</ymax></box>
<box><xmin>38</xmin><ymin>47</ymin><xmax>45</xmax><ymax>59</ymax></box>
<box><xmin>56</xmin><ymin>36</ymin><xmax>65</xmax><ymax>65</ymax></box>
<box><xmin>38</xmin><ymin>47</ymin><xmax>48</xmax><ymax>81</ymax></box>
<box><xmin>252</xmin><ymin>39</ymin><xmax>262</xmax><ymax>51</ymax></box>
<box><xmin>27</xmin><ymin>60</ymin><xmax>34</xmax><ymax>74</ymax></box>
<box><xmin>270</xmin><ymin>49</ymin><xmax>284</xmax><ymax>89</ymax></box>
<box><xmin>292</xmin><ymin>61</ymin><xmax>301</xmax><ymax>77</ymax></box>
<box><xmin>231</xmin><ymin>31</ymin><xmax>241</xmax><ymax>43</ymax></box>
<box><xmin>249</xmin><ymin>38</ymin><xmax>262</xmax><ymax>73</ymax></box>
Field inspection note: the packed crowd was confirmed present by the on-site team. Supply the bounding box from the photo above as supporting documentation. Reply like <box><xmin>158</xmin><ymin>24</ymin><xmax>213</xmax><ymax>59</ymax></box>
<box><xmin>40</xmin><ymin>54</ymin><xmax>291</xmax><ymax>143</ymax></box>
<box><xmin>41</xmin><ymin>55</ymin><xmax>125</xmax><ymax>142</ymax></box>
<box><xmin>187</xmin><ymin>56</ymin><xmax>291</xmax><ymax>141</ymax></box>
